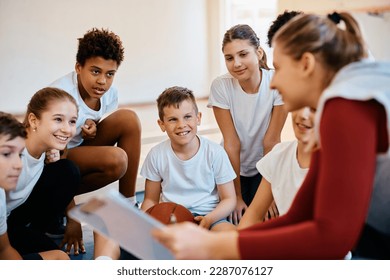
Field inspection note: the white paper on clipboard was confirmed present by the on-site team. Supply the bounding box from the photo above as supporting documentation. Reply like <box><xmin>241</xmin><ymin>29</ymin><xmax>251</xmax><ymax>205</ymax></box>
<box><xmin>68</xmin><ymin>189</ymin><xmax>174</xmax><ymax>260</ymax></box>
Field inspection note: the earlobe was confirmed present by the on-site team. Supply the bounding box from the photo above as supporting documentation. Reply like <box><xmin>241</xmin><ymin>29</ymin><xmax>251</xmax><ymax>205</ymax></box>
<box><xmin>197</xmin><ymin>112</ymin><xmax>202</xmax><ymax>126</ymax></box>
<box><xmin>75</xmin><ymin>62</ymin><xmax>81</xmax><ymax>74</ymax></box>
<box><xmin>257</xmin><ymin>47</ymin><xmax>264</xmax><ymax>61</ymax></box>
<box><xmin>157</xmin><ymin>119</ymin><xmax>165</xmax><ymax>132</ymax></box>
<box><xmin>28</xmin><ymin>113</ymin><xmax>37</xmax><ymax>129</ymax></box>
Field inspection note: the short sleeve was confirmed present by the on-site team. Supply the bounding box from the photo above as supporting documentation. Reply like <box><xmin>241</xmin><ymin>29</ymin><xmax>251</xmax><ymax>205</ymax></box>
<box><xmin>207</xmin><ymin>76</ymin><xmax>230</xmax><ymax>110</ymax></box>
<box><xmin>0</xmin><ymin>190</ymin><xmax>7</xmax><ymax>235</ymax></box>
<box><xmin>140</xmin><ymin>148</ymin><xmax>162</xmax><ymax>182</ymax></box>
<box><xmin>104</xmin><ymin>88</ymin><xmax>119</xmax><ymax>113</ymax></box>
<box><xmin>256</xmin><ymin>143</ymin><xmax>280</xmax><ymax>182</ymax></box>
<box><xmin>273</xmin><ymin>89</ymin><xmax>284</xmax><ymax>106</ymax></box>
<box><xmin>212</xmin><ymin>146</ymin><xmax>236</xmax><ymax>185</ymax></box>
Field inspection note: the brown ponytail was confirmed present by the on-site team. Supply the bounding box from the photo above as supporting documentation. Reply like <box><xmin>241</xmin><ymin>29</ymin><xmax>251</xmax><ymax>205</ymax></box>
<box><xmin>273</xmin><ymin>12</ymin><xmax>367</xmax><ymax>72</ymax></box>
<box><xmin>259</xmin><ymin>47</ymin><xmax>270</xmax><ymax>70</ymax></box>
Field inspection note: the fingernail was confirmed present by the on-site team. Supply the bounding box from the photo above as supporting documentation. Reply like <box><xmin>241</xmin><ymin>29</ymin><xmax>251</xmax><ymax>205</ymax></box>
<box><xmin>170</xmin><ymin>214</ymin><xmax>177</xmax><ymax>224</ymax></box>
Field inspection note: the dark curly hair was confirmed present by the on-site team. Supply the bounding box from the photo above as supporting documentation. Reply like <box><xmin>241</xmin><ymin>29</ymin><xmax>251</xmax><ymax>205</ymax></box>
<box><xmin>76</xmin><ymin>28</ymin><xmax>124</xmax><ymax>67</ymax></box>
<box><xmin>267</xmin><ymin>10</ymin><xmax>303</xmax><ymax>47</ymax></box>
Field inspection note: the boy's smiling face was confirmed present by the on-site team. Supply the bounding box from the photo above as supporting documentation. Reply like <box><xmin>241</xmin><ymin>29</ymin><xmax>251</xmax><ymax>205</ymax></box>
<box><xmin>158</xmin><ymin>100</ymin><xmax>201</xmax><ymax>149</ymax></box>
<box><xmin>291</xmin><ymin>107</ymin><xmax>315</xmax><ymax>143</ymax></box>
<box><xmin>0</xmin><ymin>135</ymin><xmax>25</xmax><ymax>191</ymax></box>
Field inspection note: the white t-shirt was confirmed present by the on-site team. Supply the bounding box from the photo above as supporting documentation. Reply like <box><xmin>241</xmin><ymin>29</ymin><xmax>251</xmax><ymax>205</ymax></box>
<box><xmin>208</xmin><ymin>69</ymin><xmax>284</xmax><ymax>176</ymax></box>
<box><xmin>140</xmin><ymin>136</ymin><xmax>236</xmax><ymax>215</ymax></box>
<box><xmin>6</xmin><ymin>148</ymin><xmax>45</xmax><ymax>215</ymax></box>
<box><xmin>256</xmin><ymin>140</ymin><xmax>308</xmax><ymax>216</ymax></box>
<box><xmin>50</xmin><ymin>71</ymin><xmax>118</xmax><ymax>148</ymax></box>
<box><xmin>0</xmin><ymin>189</ymin><xmax>7</xmax><ymax>235</ymax></box>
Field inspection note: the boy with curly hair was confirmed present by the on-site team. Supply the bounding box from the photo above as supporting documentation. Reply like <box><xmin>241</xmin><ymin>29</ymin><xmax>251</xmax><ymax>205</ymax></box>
<box><xmin>267</xmin><ymin>10</ymin><xmax>303</xmax><ymax>47</ymax></box>
<box><xmin>50</xmin><ymin>28</ymin><xmax>141</xmax><ymax>258</ymax></box>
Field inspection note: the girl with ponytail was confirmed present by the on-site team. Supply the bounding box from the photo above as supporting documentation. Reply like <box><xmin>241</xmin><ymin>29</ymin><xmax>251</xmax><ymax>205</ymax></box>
<box><xmin>208</xmin><ymin>24</ymin><xmax>287</xmax><ymax>224</ymax></box>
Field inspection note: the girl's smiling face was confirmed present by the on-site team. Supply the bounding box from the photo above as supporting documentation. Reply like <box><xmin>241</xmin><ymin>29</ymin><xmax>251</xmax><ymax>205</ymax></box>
<box><xmin>223</xmin><ymin>39</ymin><xmax>262</xmax><ymax>83</ymax></box>
<box><xmin>29</xmin><ymin>99</ymin><xmax>78</xmax><ymax>154</ymax></box>
<box><xmin>271</xmin><ymin>42</ymin><xmax>326</xmax><ymax>112</ymax></box>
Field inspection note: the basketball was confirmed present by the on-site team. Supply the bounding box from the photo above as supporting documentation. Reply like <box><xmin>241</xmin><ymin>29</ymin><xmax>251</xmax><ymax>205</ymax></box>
<box><xmin>145</xmin><ymin>202</ymin><xmax>194</xmax><ymax>225</ymax></box>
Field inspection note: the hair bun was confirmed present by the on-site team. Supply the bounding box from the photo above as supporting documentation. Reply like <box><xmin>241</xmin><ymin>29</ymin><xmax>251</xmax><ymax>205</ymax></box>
<box><xmin>328</xmin><ymin>12</ymin><xmax>341</xmax><ymax>24</ymax></box>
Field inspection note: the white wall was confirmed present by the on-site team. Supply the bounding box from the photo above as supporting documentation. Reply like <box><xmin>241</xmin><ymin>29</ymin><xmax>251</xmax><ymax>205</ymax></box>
<box><xmin>277</xmin><ymin>0</ymin><xmax>390</xmax><ymax>61</ymax></box>
<box><xmin>0</xmin><ymin>0</ymin><xmax>209</xmax><ymax>114</ymax></box>
<box><xmin>278</xmin><ymin>0</ymin><xmax>390</xmax><ymax>14</ymax></box>
<box><xmin>220</xmin><ymin>0</ymin><xmax>278</xmax><ymax>69</ymax></box>
<box><xmin>353</xmin><ymin>12</ymin><xmax>390</xmax><ymax>60</ymax></box>
<box><xmin>1</xmin><ymin>0</ymin><xmax>389</xmax><ymax>115</ymax></box>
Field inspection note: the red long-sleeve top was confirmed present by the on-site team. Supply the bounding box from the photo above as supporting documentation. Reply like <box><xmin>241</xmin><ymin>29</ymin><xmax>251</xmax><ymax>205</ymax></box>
<box><xmin>239</xmin><ymin>98</ymin><xmax>388</xmax><ymax>259</ymax></box>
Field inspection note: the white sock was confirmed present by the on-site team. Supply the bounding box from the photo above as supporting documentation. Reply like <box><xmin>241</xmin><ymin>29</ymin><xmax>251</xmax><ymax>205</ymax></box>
<box><xmin>127</xmin><ymin>195</ymin><xmax>137</xmax><ymax>205</ymax></box>
<box><xmin>344</xmin><ymin>251</ymin><xmax>352</xmax><ymax>260</ymax></box>
<box><xmin>95</xmin><ymin>255</ymin><xmax>112</xmax><ymax>260</ymax></box>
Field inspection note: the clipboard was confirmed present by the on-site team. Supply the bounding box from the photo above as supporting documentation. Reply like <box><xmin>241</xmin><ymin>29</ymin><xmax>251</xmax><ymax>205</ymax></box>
<box><xmin>68</xmin><ymin>189</ymin><xmax>174</xmax><ymax>260</ymax></box>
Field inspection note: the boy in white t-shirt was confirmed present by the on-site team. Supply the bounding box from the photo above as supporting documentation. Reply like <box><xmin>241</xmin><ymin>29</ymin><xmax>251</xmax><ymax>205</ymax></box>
<box><xmin>50</xmin><ymin>28</ymin><xmax>141</xmax><ymax>204</ymax></box>
<box><xmin>49</xmin><ymin>28</ymin><xmax>141</xmax><ymax>256</ymax></box>
<box><xmin>238</xmin><ymin>107</ymin><xmax>314</xmax><ymax>229</ymax></box>
<box><xmin>141</xmin><ymin>87</ymin><xmax>236</xmax><ymax>231</ymax></box>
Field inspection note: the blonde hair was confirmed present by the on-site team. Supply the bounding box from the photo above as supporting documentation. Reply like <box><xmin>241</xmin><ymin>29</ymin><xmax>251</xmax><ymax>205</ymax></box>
<box><xmin>273</xmin><ymin>12</ymin><xmax>367</xmax><ymax>72</ymax></box>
